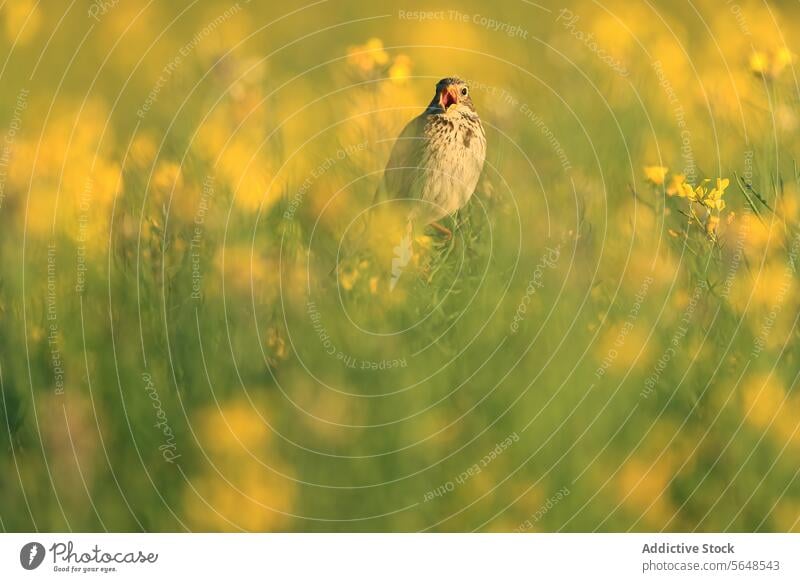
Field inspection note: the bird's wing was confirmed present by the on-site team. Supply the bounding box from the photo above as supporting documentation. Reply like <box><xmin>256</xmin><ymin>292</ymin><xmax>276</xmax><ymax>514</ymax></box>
<box><xmin>374</xmin><ymin>113</ymin><xmax>429</xmax><ymax>203</ymax></box>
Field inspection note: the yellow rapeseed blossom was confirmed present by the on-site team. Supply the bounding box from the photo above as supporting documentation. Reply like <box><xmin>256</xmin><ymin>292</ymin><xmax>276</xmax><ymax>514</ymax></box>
<box><xmin>130</xmin><ymin>132</ymin><xmax>157</xmax><ymax>167</ymax></box>
<box><xmin>677</xmin><ymin>180</ymin><xmax>700</xmax><ymax>201</ymax></box>
<box><xmin>751</xmin><ymin>47</ymin><xmax>794</xmax><ymax>80</ymax></box>
<box><xmin>643</xmin><ymin>166</ymin><xmax>668</xmax><ymax>185</ymax></box>
<box><xmin>151</xmin><ymin>161</ymin><xmax>183</xmax><ymax>199</ymax></box>
<box><xmin>389</xmin><ymin>54</ymin><xmax>412</xmax><ymax>84</ymax></box>
<box><xmin>347</xmin><ymin>37</ymin><xmax>389</xmax><ymax>72</ymax></box>
<box><xmin>214</xmin><ymin>245</ymin><xmax>273</xmax><ymax>299</ymax></box>
<box><xmin>618</xmin><ymin>458</ymin><xmax>676</xmax><ymax>527</ymax></box>
<box><xmin>666</xmin><ymin>173</ymin><xmax>685</xmax><ymax>197</ymax></box>
<box><xmin>365</xmin><ymin>38</ymin><xmax>389</xmax><ymax>65</ymax></box>
<box><xmin>773</xmin><ymin>47</ymin><xmax>793</xmax><ymax>74</ymax></box>
<box><xmin>3</xmin><ymin>0</ymin><xmax>40</xmax><ymax>45</ymax></box>
<box><xmin>702</xmin><ymin>178</ymin><xmax>729</xmax><ymax>211</ymax></box>
<box><xmin>673</xmin><ymin>177</ymin><xmax>729</xmax><ymax>209</ymax></box>
<box><xmin>667</xmin><ymin>176</ymin><xmax>730</xmax><ymax>241</ymax></box>
<box><xmin>415</xmin><ymin>234</ymin><xmax>433</xmax><ymax>251</ymax></box>
<box><xmin>749</xmin><ymin>51</ymin><xmax>770</xmax><ymax>76</ymax></box>
<box><xmin>185</xmin><ymin>399</ymin><xmax>295</xmax><ymax>531</ymax></box>
<box><xmin>338</xmin><ymin>266</ymin><xmax>359</xmax><ymax>291</ymax></box>
<box><xmin>198</xmin><ymin>400</ymin><xmax>269</xmax><ymax>452</ymax></box>
<box><xmin>743</xmin><ymin>374</ymin><xmax>785</xmax><ymax>430</ymax></box>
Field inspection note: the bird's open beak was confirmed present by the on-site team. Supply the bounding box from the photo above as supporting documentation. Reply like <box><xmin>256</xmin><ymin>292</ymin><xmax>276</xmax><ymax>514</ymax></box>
<box><xmin>439</xmin><ymin>85</ymin><xmax>459</xmax><ymax>110</ymax></box>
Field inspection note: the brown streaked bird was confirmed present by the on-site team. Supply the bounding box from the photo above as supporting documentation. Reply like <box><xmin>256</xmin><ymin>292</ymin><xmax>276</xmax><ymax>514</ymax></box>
<box><xmin>375</xmin><ymin>77</ymin><xmax>487</xmax><ymax>238</ymax></box>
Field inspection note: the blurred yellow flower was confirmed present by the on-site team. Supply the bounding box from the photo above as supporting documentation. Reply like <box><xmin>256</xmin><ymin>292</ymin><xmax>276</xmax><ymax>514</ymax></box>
<box><xmin>130</xmin><ymin>132</ymin><xmax>157</xmax><ymax>167</ymax></box>
<box><xmin>366</xmin><ymin>38</ymin><xmax>389</xmax><ymax>64</ymax></box>
<box><xmin>743</xmin><ymin>217</ymin><xmax>783</xmax><ymax>253</ymax></box>
<box><xmin>618</xmin><ymin>457</ymin><xmax>675</xmax><ymax>526</ymax></box>
<box><xmin>774</xmin><ymin>47</ymin><xmax>793</xmax><ymax>73</ymax></box>
<box><xmin>728</xmin><ymin>261</ymin><xmax>794</xmax><ymax>314</ymax></box>
<box><xmin>666</xmin><ymin>174</ymin><xmax>686</xmax><ymax>197</ymax></box>
<box><xmin>776</xmin><ymin>186</ymin><xmax>799</xmax><ymax>221</ymax></box>
<box><xmin>751</xmin><ymin>47</ymin><xmax>794</xmax><ymax>80</ymax></box>
<box><xmin>3</xmin><ymin>0</ymin><xmax>40</xmax><ymax>45</ymax></box>
<box><xmin>749</xmin><ymin>51</ymin><xmax>770</xmax><ymax>76</ymax></box>
<box><xmin>151</xmin><ymin>161</ymin><xmax>183</xmax><ymax>199</ymax></box>
<box><xmin>347</xmin><ymin>37</ymin><xmax>389</xmax><ymax>72</ymax></box>
<box><xmin>186</xmin><ymin>399</ymin><xmax>295</xmax><ymax>531</ymax></box>
<box><xmin>198</xmin><ymin>399</ymin><xmax>269</xmax><ymax>452</ymax></box>
<box><xmin>214</xmin><ymin>245</ymin><xmax>273</xmax><ymax>299</ymax></box>
<box><xmin>338</xmin><ymin>266</ymin><xmax>359</xmax><ymax>291</ymax></box>
<box><xmin>415</xmin><ymin>234</ymin><xmax>433</xmax><ymax>250</ymax></box>
<box><xmin>643</xmin><ymin>166</ymin><xmax>668</xmax><ymax>185</ymax></box>
<box><xmin>389</xmin><ymin>54</ymin><xmax>412</xmax><ymax>84</ymax></box>
<box><xmin>743</xmin><ymin>374</ymin><xmax>785</xmax><ymax>430</ymax></box>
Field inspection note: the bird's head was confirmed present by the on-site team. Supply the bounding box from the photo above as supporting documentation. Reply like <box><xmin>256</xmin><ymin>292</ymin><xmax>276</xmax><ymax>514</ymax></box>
<box><xmin>428</xmin><ymin>77</ymin><xmax>476</xmax><ymax>115</ymax></box>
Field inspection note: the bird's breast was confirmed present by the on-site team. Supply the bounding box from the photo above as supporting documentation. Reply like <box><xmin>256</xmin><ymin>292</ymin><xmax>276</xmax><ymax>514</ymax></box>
<box><xmin>419</xmin><ymin>114</ymin><xmax>486</xmax><ymax>218</ymax></box>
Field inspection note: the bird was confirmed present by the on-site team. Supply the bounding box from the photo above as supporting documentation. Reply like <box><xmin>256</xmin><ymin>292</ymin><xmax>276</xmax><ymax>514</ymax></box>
<box><xmin>334</xmin><ymin>77</ymin><xmax>486</xmax><ymax>289</ymax></box>
<box><xmin>375</xmin><ymin>76</ymin><xmax>487</xmax><ymax>239</ymax></box>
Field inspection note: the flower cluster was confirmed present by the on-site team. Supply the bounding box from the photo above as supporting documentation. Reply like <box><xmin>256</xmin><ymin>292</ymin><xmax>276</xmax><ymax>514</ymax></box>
<box><xmin>750</xmin><ymin>47</ymin><xmax>793</xmax><ymax>81</ymax></box>
<box><xmin>644</xmin><ymin>166</ymin><xmax>731</xmax><ymax>240</ymax></box>
<box><xmin>675</xmin><ymin>177</ymin><xmax>730</xmax><ymax>211</ymax></box>
<box><xmin>346</xmin><ymin>37</ymin><xmax>412</xmax><ymax>83</ymax></box>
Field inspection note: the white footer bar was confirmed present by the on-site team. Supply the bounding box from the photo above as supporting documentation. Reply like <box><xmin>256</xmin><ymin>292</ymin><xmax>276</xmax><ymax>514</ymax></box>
<box><xmin>1</xmin><ymin>533</ymin><xmax>798</xmax><ymax>581</ymax></box>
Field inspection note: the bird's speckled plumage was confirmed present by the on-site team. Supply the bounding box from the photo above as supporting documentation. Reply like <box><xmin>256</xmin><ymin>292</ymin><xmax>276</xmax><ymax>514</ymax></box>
<box><xmin>376</xmin><ymin>77</ymin><xmax>486</xmax><ymax>225</ymax></box>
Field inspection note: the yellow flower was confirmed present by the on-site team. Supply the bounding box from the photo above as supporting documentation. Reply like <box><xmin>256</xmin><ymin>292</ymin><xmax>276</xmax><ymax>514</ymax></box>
<box><xmin>702</xmin><ymin>178</ymin><xmax>729</xmax><ymax>211</ymax></box>
<box><xmin>185</xmin><ymin>399</ymin><xmax>295</xmax><ymax>531</ymax></box>
<box><xmin>389</xmin><ymin>55</ymin><xmax>412</xmax><ymax>84</ymax></box>
<box><xmin>750</xmin><ymin>51</ymin><xmax>770</xmax><ymax>76</ymax></box>
<box><xmin>751</xmin><ymin>48</ymin><xmax>794</xmax><ymax>80</ymax></box>
<box><xmin>3</xmin><ymin>0</ymin><xmax>40</xmax><ymax>45</ymax></box>
<box><xmin>643</xmin><ymin>165</ymin><xmax>668</xmax><ymax>185</ymax></box>
<box><xmin>339</xmin><ymin>267</ymin><xmax>359</xmax><ymax>290</ymax></box>
<box><xmin>714</xmin><ymin>177</ymin><xmax>729</xmax><ymax>195</ymax></box>
<box><xmin>415</xmin><ymin>234</ymin><xmax>433</xmax><ymax>250</ymax></box>
<box><xmin>366</xmin><ymin>38</ymin><xmax>389</xmax><ymax>65</ymax></box>
<box><xmin>743</xmin><ymin>375</ymin><xmax>785</xmax><ymax>430</ymax></box>
<box><xmin>347</xmin><ymin>38</ymin><xmax>389</xmax><ymax>72</ymax></box>
<box><xmin>693</xmin><ymin>179</ymin><xmax>712</xmax><ymax>203</ymax></box>
<box><xmin>666</xmin><ymin>173</ymin><xmax>686</xmax><ymax>197</ymax></box>
<box><xmin>151</xmin><ymin>161</ymin><xmax>183</xmax><ymax>197</ymax></box>
<box><xmin>773</xmin><ymin>47</ymin><xmax>793</xmax><ymax>75</ymax></box>
<box><xmin>678</xmin><ymin>182</ymin><xmax>701</xmax><ymax>200</ymax></box>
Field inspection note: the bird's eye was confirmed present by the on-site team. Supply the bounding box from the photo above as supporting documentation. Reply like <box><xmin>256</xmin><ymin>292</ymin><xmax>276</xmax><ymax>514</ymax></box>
<box><xmin>461</xmin><ymin>87</ymin><xmax>468</xmax><ymax>96</ymax></box>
